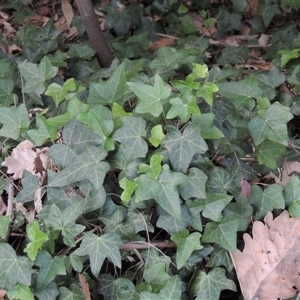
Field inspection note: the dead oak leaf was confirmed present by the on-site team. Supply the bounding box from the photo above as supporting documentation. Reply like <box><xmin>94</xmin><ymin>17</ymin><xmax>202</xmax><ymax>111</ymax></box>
<box><xmin>230</xmin><ymin>210</ymin><xmax>300</xmax><ymax>300</ymax></box>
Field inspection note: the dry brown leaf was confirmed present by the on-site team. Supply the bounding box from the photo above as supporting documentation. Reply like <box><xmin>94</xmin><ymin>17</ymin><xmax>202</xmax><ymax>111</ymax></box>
<box><xmin>61</xmin><ymin>0</ymin><xmax>78</xmax><ymax>37</ymax></box>
<box><xmin>1</xmin><ymin>140</ymin><xmax>49</xmax><ymax>180</ymax></box>
<box><xmin>78</xmin><ymin>273</ymin><xmax>91</xmax><ymax>300</ymax></box>
<box><xmin>149</xmin><ymin>37</ymin><xmax>174</xmax><ymax>52</ymax></box>
<box><xmin>0</xmin><ymin>289</ymin><xmax>6</xmax><ymax>300</ymax></box>
<box><xmin>230</xmin><ymin>211</ymin><xmax>300</xmax><ymax>300</ymax></box>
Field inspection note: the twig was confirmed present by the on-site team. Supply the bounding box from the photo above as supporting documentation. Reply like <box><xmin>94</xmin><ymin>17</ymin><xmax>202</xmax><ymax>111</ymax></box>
<box><xmin>120</xmin><ymin>240</ymin><xmax>177</xmax><ymax>250</ymax></box>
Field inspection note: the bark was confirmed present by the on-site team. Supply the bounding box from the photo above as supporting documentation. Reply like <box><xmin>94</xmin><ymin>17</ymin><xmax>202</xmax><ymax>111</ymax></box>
<box><xmin>75</xmin><ymin>0</ymin><xmax>113</xmax><ymax>68</ymax></box>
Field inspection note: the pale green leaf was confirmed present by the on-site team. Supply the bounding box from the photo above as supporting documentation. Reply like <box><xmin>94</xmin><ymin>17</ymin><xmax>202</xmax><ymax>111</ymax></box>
<box><xmin>24</xmin><ymin>221</ymin><xmax>49</xmax><ymax>261</ymax></box>
<box><xmin>138</xmin><ymin>154</ymin><xmax>163</xmax><ymax>179</ymax></box>
<box><xmin>196</xmin><ymin>82</ymin><xmax>218</xmax><ymax>106</ymax></box>
<box><xmin>149</xmin><ymin>124</ymin><xmax>165</xmax><ymax>147</ymax></box>
<box><xmin>192</xmin><ymin>114</ymin><xmax>224</xmax><ymax>139</ymax></box>
<box><xmin>7</xmin><ymin>283</ymin><xmax>34</xmax><ymax>300</ymax></box>
<box><xmin>279</xmin><ymin>48</ymin><xmax>300</xmax><ymax>67</ymax></box>
<box><xmin>119</xmin><ymin>177</ymin><xmax>138</xmax><ymax>203</ymax></box>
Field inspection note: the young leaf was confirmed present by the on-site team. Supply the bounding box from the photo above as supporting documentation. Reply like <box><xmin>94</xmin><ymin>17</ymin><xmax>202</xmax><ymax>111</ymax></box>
<box><xmin>135</xmin><ymin>165</ymin><xmax>186</xmax><ymax>219</ymax></box>
<box><xmin>119</xmin><ymin>177</ymin><xmax>138</xmax><ymax>203</ymax></box>
<box><xmin>0</xmin><ymin>104</ymin><xmax>29</xmax><ymax>140</ymax></box>
<box><xmin>192</xmin><ymin>114</ymin><xmax>224</xmax><ymax>139</ymax></box>
<box><xmin>278</xmin><ymin>48</ymin><xmax>300</xmax><ymax>66</ymax></box>
<box><xmin>24</xmin><ymin>221</ymin><xmax>49</xmax><ymax>261</ymax></box>
<box><xmin>7</xmin><ymin>283</ymin><xmax>34</xmax><ymax>300</ymax></box>
<box><xmin>19</xmin><ymin>56</ymin><xmax>58</xmax><ymax>94</ymax></box>
<box><xmin>127</xmin><ymin>74</ymin><xmax>171</xmax><ymax>117</ymax></box>
<box><xmin>166</xmin><ymin>96</ymin><xmax>200</xmax><ymax>122</ymax></box>
<box><xmin>138</xmin><ymin>154</ymin><xmax>163</xmax><ymax>179</ymax></box>
<box><xmin>171</xmin><ymin>229</ymin><xmax>202</xmax><ymax>269</ymax></box>
<box><xmin>0</xmin><ymin>243</ymin><xmax>33</xmax><ymax>290</ymax></box>
<box><xmin>73</xmin><ymin>232</ymin><xmax>122</xmax><ymax>277</ymax></box>
<box><xmin>196</xmin><ymin>82</ymin><xmax>219</xmax><ymax>106</ymax></box>
<box><xmin>163</xmin><ymin>124</ymin><xmax>208</xmax><ymax>173</ymax></box>
<box><xmin>191</xmin><ymin>267</ymin><xmax>236</xmax><ymax>299</ymax></box>
<box><xmin>248</xmin><ymin>102</ymin><xmax>293</xmax><ymax>146</ymax></box>
<box><xmin>149</xmin><ymin>124</ymin><xmax>165</xmax><ymax>147</ymax></box>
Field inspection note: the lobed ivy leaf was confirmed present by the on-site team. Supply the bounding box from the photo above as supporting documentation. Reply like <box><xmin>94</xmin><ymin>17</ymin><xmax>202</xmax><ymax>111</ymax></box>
<box><xmin>35</xmin><ymin>251</ymin><xmax>66</xmax><ymax>291</ymax></box>
<box><xmin>127</xmin><ymin>74</ymin><xmax>171</xmax><ymax>117</ymax></box>
<box><xmin>35</xmin><ymin>282</ymin><xmax>59</xmax><ymax>300</ymax></box>
<box><xmin>135</xmin><ymin>165</ymin><xmax>186</xmax><ymax>219</ymax></box>
<box><xmin>24</xmin><ymin>221</ymin><xmax>49</xmax><ymax>261</ymax></box>
<box><xmin>58</xmin><ymin>284</ymin><xmax>85</xmax><ymax>300</ymax></box>
<box><xmin>49</xmin><ymin>146</ymin><xmax>109</xmax><ymax>189</ymax></box>
<box><xmin>217</xmin><ymin>76</ymin><xmax>262</xmax><ymax>110</ymax></box>
<box><xmin>192</xmin><ymin>114</ymin><xmax>224</xmax><ymax>139</ymax></box>
<box><xmin>44</xmin><ymin>202</ymin><xmax>85</xmax><ymax>247</ymax></box>
<box><xmin>249</xmin><ymin>184</ymin><xmax>285</xmax><ymax>220</ymax></box>
<box><xmin>278</xmin><ymin>48</ymin><xmax>300</xmax><ymax>67</ymax></box>
<box><xmin>119</xmin><ymin>177</ymin><xmax>138</xmax><ymax>203</ymax></box>
<box><xmin>27</xmin><ymin>114</ymin><xmax>57</xmax><ymax>146</ymax></box>
<box><xmin>178</xmin><ymin>167</ymin><xmax>207</xmax><ymax>200</ymax></box>
<box><xmin>68</xmin><ymin>42</ymin><xmax>96</xmax><ymax>60</ymax></box>
<box><xmin>166</xmin><ymin>96</ymin><xmax>200</xmax><ymax>122</ymax></box>
<box><xmin>149</xmin><ymin>124</ymin><xmax>165</xmax><ymax>147</ymax></box>
<box><xmin>248</xmin><ymin>102</ymin><xmax>293</xmax><ymax>146</ymax></box>
<box><xmin>45</xmin><ymin>78</ymin><xmax>76</xmax><ymax>106</ymax></box>
<box><xmin>202</xmin><ymin>215</ymin><xmax>240</xmax><ymax>251</ymax></box>
<box><xmin>0</xmin><ymin>216</ymin><xmax>11</xmax><ymax>238</ymax></box>
<box><xmin>88</xmin><ymin>63</ymin><xmax>128</xmax><ymax>105</ymax></box>
<box><xmin>0</xmin><ymin>104</ymin><xmax>29</xmax><ymax>140</ymax></box>
<box><xmin>196</xmin><ymin>82</ymin><xmax>219</xmax><ymax>106</ymax></box>
<box><xmin>163</xmin><ymin>124</ymin><xmax>208</xmax><ymax>173</ymax></box>
<box><xmin>0</xmin><ymin>78</ymin><xmax>17</xmax><ymax>106</ymax></box>
<box><xmin>191</xmin><ymin>267</ymin><xmax>236</xmax><ymax>300</ymax></box>
<box><xmin>206</xmin><ymin>245</ymin><xmax>233</xmax><ymax>272</ymax></box>
<box><xmin>138</xmin><ymin>154</ymin><xmax>163</xmax><ymax>179</ymax></box>
<box><xmin>73</xmin><ymin>232</ymin><xmax>122</xmax><ymax>277</ymax></box>
<box><xmin>19</xmin><ymin>56</ymin><xmax>58</xmax><ymax>94</ymax></box>
<box><xmin>171</xmin><ymin>229</ymin><xmax>202</xmax><ymax>269</ymax></box>
<box><xmin>0</xmin><ymin>243</ymin><xmax>33</xmax><ymax>290</ymax></box>
<box><xmin>284</xmin><ymin>176</ymin><xmax>300</xmax><ymax>217</ymax></box>
<box><xmin>7</xmin><ymin>283</ymin><xmax>34</xmax><ymax>300</ymax></box>
<box><xmin>15</xmin><ymin>171</ymin><xmax>40</xmax><ymax>203</ymax></box>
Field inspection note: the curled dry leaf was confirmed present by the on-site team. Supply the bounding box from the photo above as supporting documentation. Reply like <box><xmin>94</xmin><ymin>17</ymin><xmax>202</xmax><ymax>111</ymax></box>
<box><xmin>1</xmin><ymin>140</ymin><xmax>49</xmax><ymax>180</ymax></box>
<box><xmin>230</xmin><ymin>210</ymin><xmax>300</xmax><ymax>300</ymax></box>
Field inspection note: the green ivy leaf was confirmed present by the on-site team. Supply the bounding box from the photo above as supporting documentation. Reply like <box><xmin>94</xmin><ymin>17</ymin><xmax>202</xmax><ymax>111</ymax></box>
<box><xmin>166</xmin><ymin>96</ymin><xmax>200</xmax><ymax>122</ymax></box>
<box><xmin>148</xmin><ymin>46</ymin><xmax>188</xmax><ymax>74</ymax></box>
<box><xmin>73</xmin><ymin>232</ymin><xmax>122</xmax><ymax>277</ymax></box>
<box><xmin>197</xmin><ymin>193</ymin><xmax>233</xmax><ymax>222</ymax></box>
<box><xmin>135</xmin><ymin>165</ymin><xmax>186</xmax><ymax>219</ymax></box>
<box><xmin>68</xmin><ymin>41</ymin><xmax>96</xmax><ymax>60</ymax></box>
<box><xmin>138</xmin><ymin>154</ymin><xmax>163</xmax><ymax>179</ymax></box>
<box><xmin>19</xmin><ymin>56</ymin><xmax>58</xmax><ymax>94</ymax></box>
<box><xmin>0</xmin><ymin>216</ymin><xmax>11</xmax><ymax>238</ymax></box>
<box><xmin>27</xmin><ymin>114</ymin><xmax>57</xmax><ymax>146</ymax></box>
<box><xmin>192</xmin><ymin>114</ymin><xmax>224</xmax><ymax>139</ymax></box>
<box><xmin>196</xmin><ymin>82</ymin><xmax>219</xmax><ymax>106</ymax></box>
<box><xmin>44</xmin><ymin>203</ymin><xmax>85</xmax><ymax>247</ymax></box>
<box><xmin>0</xmin><ymin>78</ymin><xmax>17</xmax><ymax>106</ymax></box>
<box><xmin>58</xmin><ymin>284</ymin><xmax>85</xmax><ymax>300</ymax></box>
<box><xmin>127</xmin><ymin>74</ymin><xmax>171</xmax><ymax>117</ymax></box>
<box><xmin>188</xmin><ymin>63</ymin><xmax>208</xmax><ymax>80</ymax></box>
<box><xmin>257</xmin><ymin>140</ymin><xmax>286</xmax><ymax>169</ymax></box>
<box><xmin>206</xmin><ymin>246</ymin><xmax>233</xmax><ymax>272</ymax></box>
<box><xmin>171</xmin><ymin>229</ymin><xmax>202</xmax><ymax>269</ymax></box>
<box><xmin>7</xmin><ymin>283</ymin><xmax>34</xmax><ymax>300</ymax></box>
<box><xmin>45</xmin><ymin>78</ymin><xmax>76</xmax><ymax>106</ymax></box>
<box><xmin>112</xmin><ymin>117</ymin><xmax>148</xmax><ymax>168</ymax></box>
<box><xmin>143</xmin><ymin>262</ymin><xmax>171</xmax><ymax>292</ymax></box>
<box><xmin>163</xmin><ymin>125</ymin><xmax>208</xmax><ymax>173</ymax></box>
<box><xmin>0</xmin><ymin>243</ymin><xmax>32</xmax><ymax>290</ymax></box>
<box><xmin>15</xmin><ymin>171</ymin><xmax>40</xmax><ymax>203</ymax></box>
<box><xmin>88</xmin><ymin>63</ymin><xmax>128</xmax><ymax>105</ymax></box>
<box><xmin>0</xmin><ymin>104</ymin><xmax>29</xmax><ymax>140</ymax></box>
<box><xmin>149</xmin><ymin>124</ymin><xmax>165</xmax><ymax>147</ymax></box>
<box><xmin>48</xmin><ymin>146</ymin><xmax>109</xmax><ymax>189</ymax></box>
<box><xmin>217</xmin><ymin>76</ymin><xmax>262</xmax><ymax>110</ymax></box>
<box><xmin>24</xmin><ymin>221</ymin><xmax>49</xmax><ymax>261</ymax></box>
<box><xmin>248</xmin><ymin>102</ymin><xmax>293</xmax><ymax>146</ymax></box>
<box><xmin>119</xmin><ymin>177</ymin><xmax>138</xmax><ymax>203</ymax></box>
<box><xmin>281</xmin><ymin>0</ymin><xmax>300</xmax><ymax>9</ymax></box>
<box><xmin>202</xmin><ymin>215</ymin><xmax>240</xmax><ymax>251</ymax></box>
<box><xmin>35</xmin><ymin>251</ymin><xmax>66</xmax><ymax>291</ymax></box>
<box><xmin>284</xmin><ymin>176</ymin><xmax>300</xmax><ymax>217</ymax></box>
<box><xmin>141</xmin><ymin>275</ymin><xmax>182</xmax><ymax>299</ymax></box>
<box><xmin>278</xmin><ymin>48</ymin><xmax>300</xmax><ymax>67</ymax></box>
<box><xmin>178</xmin><ymin>167</ymin><xmax>207</xmax><ymax>200</ymax></box>
<box><xmin>191</xmin><ymin>267</ymin><xmax>236</xmax><ymax>300</ymax></box>
<box><xmin>249</xmin><ymin>184</ymin><xmax>285</xmax><ymax>220</ymax></box>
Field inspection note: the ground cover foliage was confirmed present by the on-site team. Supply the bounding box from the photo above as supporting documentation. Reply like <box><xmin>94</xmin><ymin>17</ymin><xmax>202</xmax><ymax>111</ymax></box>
<box><xmin>1</xmin><ymin>0</ymin><xmax>300</xmax><ymax>299</ymax></box>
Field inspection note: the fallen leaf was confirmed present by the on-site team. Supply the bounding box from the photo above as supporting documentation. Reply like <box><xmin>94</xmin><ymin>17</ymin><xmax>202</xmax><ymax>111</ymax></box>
<box><xmin>78</xmin><ymin>273</ymin><xmax>91</xmax><ymax>300</ymax></box>
<box><xmin>149</xmin><ymin>37</ymin><xmax>175</xmax><ymax>52</ymax></box>
<box><xmin>230</xmin><ymin>210</ymin><xmax>300</xmax><ymax>300</ymax></box>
